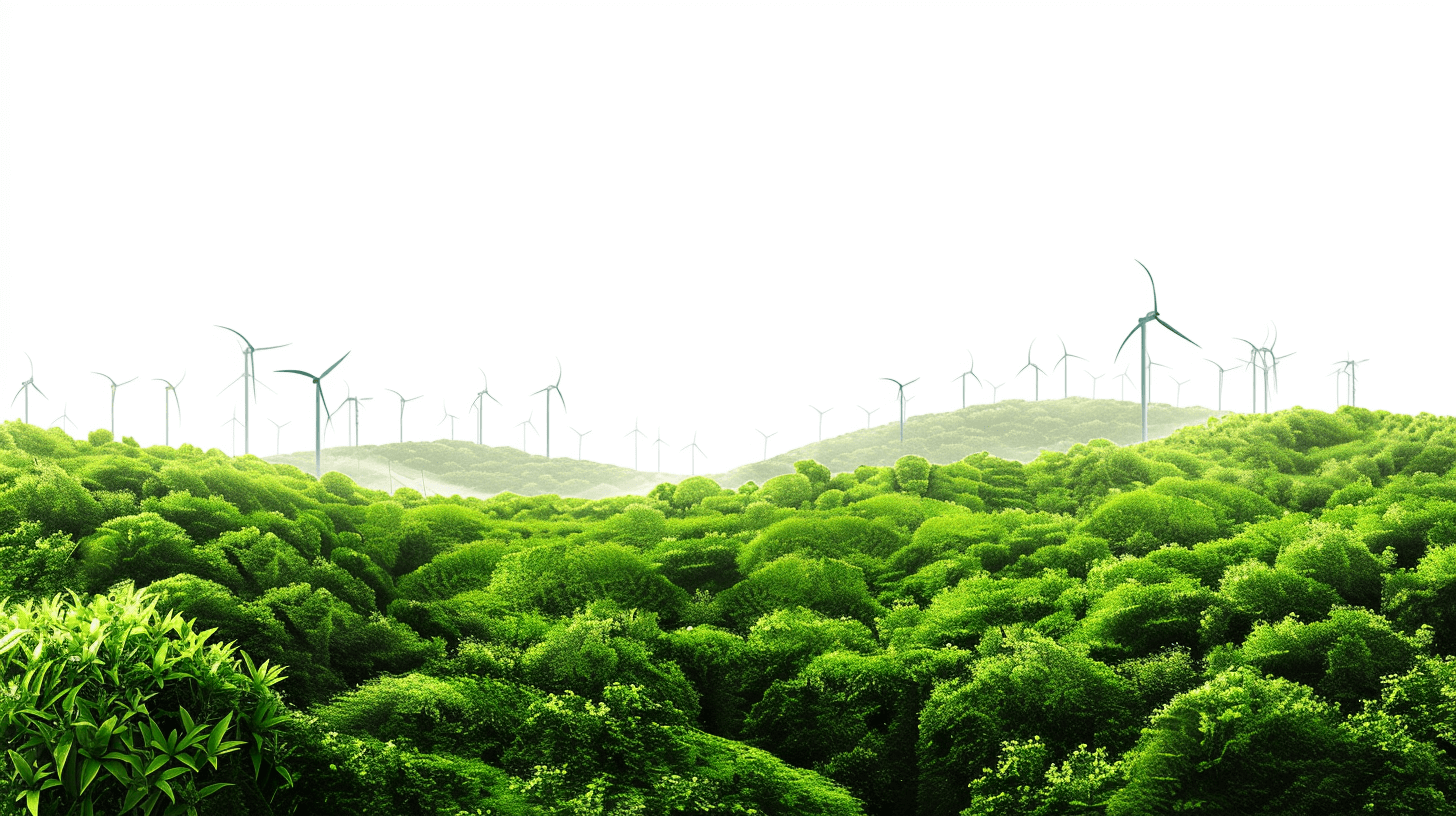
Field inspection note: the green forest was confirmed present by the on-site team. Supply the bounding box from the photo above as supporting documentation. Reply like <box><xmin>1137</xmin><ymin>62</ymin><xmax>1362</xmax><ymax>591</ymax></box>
<box><xmin>3</xmin><ymin>401</ymin><xmax>1456</xmax><ymax>814</ymax></box>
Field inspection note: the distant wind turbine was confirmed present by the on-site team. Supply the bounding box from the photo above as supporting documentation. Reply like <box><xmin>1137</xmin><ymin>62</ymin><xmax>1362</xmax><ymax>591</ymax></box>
<box><xmin>276</xmin><ymin>351</ymin><xmax>350</xmax><ymax>479</ymax></box>
<box><xmin>384</xmin><ymin>389</ymin><xmax>424</xmax><ymax>444</ymax></box>
<box><xmin>881</xmin><ymin>377</ymin><xmax>918</xmax><ymax>444</ymax></box>
<box><xmin>92</xmin><ymin>372</ymin><xmax>138</xmax><ymax>438</ymax></box>
<box><xmin>857</xmin><ymin>405</ymin><xmax>879</xmax><ymax>429</ymax></box>
<box><xmin>624</xmin><ymin>418</ymin><xmax>647</xmax><ymax>471</ymax></box>
<box><xmin>439</xmin><ymin>403</ymin><xmax>460</xmax><ymax>441</ymax></box>
<box><xmin>570</xmin><ymin>426</ymin><xmax>591</xmax><ymax>460</ymax></box>
<box><xmin>1052</xmin><ymin>337</ymin><xmax>1087</xmax><ymax>399</ymax></box>
<box><xmin>809</xmin><ymin>405</ymin><xmax>833</xmax><ymax>441</ymax></box>
<box><xmin>1116</xmin><ymin>366</ymin><xmax>1133</xmax><ymax>402</ymax></box>
<box><xmin>221</xmin><ymin>409</ymin><xmax>243</xmax><ymax>457</ymax></box>
<box><xmin>530</xmin><ymin>358</ymin><xmax>566</xmax><ymax>459</ymax></box>
<box><xmin>516</xmin><ymin>412</ymin><xmax>537</xmax><ymax>453</ymax></box>
<box><xmin>11</xmin><ymin>353</ymin><xmax>46</xmax><ymax>425</ymax></box>
<box><xmin>1114</xmin><ymin>260</ymin><xmax>1200</xmax><ymax>442</ymax></box>
<box><xmin>1169</xmin><ymin>376</ymin><xmax>1191</xmax><ymax>408</ymax></box>
<box><xmin>1018</xmin><ymin>340</ymin><xmax>1048</xmax><ymax>401</ymax></box>
<box><xmin>469</xmin><ymin>369</ymin><xmax>502</xmax><ymax>445</ymax></box>
<box><xmin>50</xmin><ymin>404</ymin><xmax>77</xmax><ymax>435</ymax></box>
<box><xmin>269</xmin><ymin>418</ymin><xmax>290</xmax><ymax>456</ymax></box>
<box><xmin>1203</xmin><ymin>359</ymin><xmax>1239</xmax><ymax>412</ymax></box>
<box><xmin>652</xmin><ymin>426</ymin><xmax>669</xmax><ymax>472</ymax></box>
<box><xmin>1086</xmin><ymin>371</ymin><xmax>1104</xmax><ymax>400</ymax></box>
<box><xmin>1333</xmin><ymin>354</ymin><xmax>1370</xmax><ymax>407</ymax></box>
<box><xmin>152</xmin><ymin>373</ymin><xmax>185</xmax><ymax>447</ymax></box>
<box><xmin>756</xmin><ymin>428</ymin><xmax>777</xmax><ymax>462</ymax></box>
<box><xmin>334</xmin><ymin>382</ymin><xmax>373</xmax><ymax>447</ymax></box>
<box><xmin>989</xmin><ymin>381</ymin><xmax>1006</xmax><ymax>404</ymax></box>
<box><xmin>681</xmin><ymin>432</ymin><xmax>706</xmax><ymax>476</ymax></box>
<box><xmin>953</xmin><ymin>351</ymin><xmax>983</xmax><ymax>409</ymax></box>
<box><xmin>216</xmin><ymin>326</ymin><xmax>289</xmax><ymax>456</ymax></box>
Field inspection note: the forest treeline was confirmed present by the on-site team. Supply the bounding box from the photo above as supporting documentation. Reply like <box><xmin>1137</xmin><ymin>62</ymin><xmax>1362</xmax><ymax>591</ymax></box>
<box><xmin>1</xmin><ymin>403</ymin><xmax>1456</xmax><ymax>813</ymax></box>
<box><xmin>264</xmin><ymin>397</ymin><xmax>1224</xmax><ymax>500</ymax></box>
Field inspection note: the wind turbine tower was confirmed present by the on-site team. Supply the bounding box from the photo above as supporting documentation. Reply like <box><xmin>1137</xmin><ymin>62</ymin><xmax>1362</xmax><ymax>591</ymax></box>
<box><xmin>625</xmin><ymin>418</ymin><xmax>647</xmax><ymax>470</ymax></box>
<box><xmin>530</xmin><ymin>358</ymin><xmax>566</xmax><ymax>459</ymax></box>
<box><xmin>953</xmin><ymin>352</ymin><xmax>982</xmax><ymax>409</ymax></box>
<box><xmin>570</xmin><ymin>427</ymin><xmax>592</xmax><ymax>460</ymax></box>
<box><xmin>469</xmin><ymin>369</ymin><xmax>501</xmax><ymax>445</ymax></box>
<box><xmin>681</xmin><ymin>432</ymin><xmax>706</xmax><ymax>476</ymax></box>
<box><xmin>385</xmin><ymin>388</ymin><xmax>424</xmax><ymax>444</ymax></box>
<box><xmin>269</xmin><ymin>418</ymin><xmax>290</xmax><ymax>456</ymax></box>
<box><xmin>152</xmin><ymin>374</ymin><xmax>184</xmax><ymax>447</ymax></box>
<box><xmin>516</xmin><ymin>412</ymin><xmax>537</xmax><ymax>454</ymax></box>
<box><xmin>1052</xmin><ymin>337</ymin><xmax>1087</xmax><ymax>399</ymax></box>
<box><xmin>756</xmin><ymin>428</ymin><xmax>777</xmax><ymax>462</ymax></box>
<box><xmin>1018</xmin><ymin>341</ymin><xmax>1047</xmax><ymax>401</ymax></box>
<box><xmin>222</xmin><ymin>410</ymin><xmax>243</xmax><ymax>457</ymax></box>
<box><xmin>1204</xmin><ymin>359</ymin><xmax>1238</xmax><ymax>412</ymax></box>
<box><xmin>857</xmin><ymin>405</ymin><xmax>879</xmax><ymax>429</ymax></box>
<box><xmin>276</xmin><ymin>351</ymin><xmax>350</xmax><ymax>479</ymax></box>
<box><xmin>92</xmin><ymin>372</ymin><xmax>137</xmax><ymax>439</ymax></box>
<box><xmin>11</xmin><ymin>353</ymin><xmax>46</xmax><ymax>425</ymax></box>
<box><xmin>216</xmin><ymin>326</ymin><xmax>289</xmax><ymax>456</ymax></box>
<box><xmin>881</xmin><ymin>377</ymin><xmax>918</xmax><ymax>444</ymax></box>
<box><xmin>1114</xmin><ymin>260</ymin><xmax>1200</xmax><ymax>442</ymax></box>
<box><xmin>652</xmin><ymin>426</ymin><xmax>669</xmax><ymax>472</ymax></box>
<box><xmin>439</xmin><ymin>403</ymin><xmax>460</xmax><ymax>441</ymax></box>
<box><xmin>50</xmin><ymin>405</ymin><xmax>77</xmax><ymax>435</ymax></box>
<box><xmin>809</xmin><ymin>405</ymin><xmax>833</xmax><ymax>441</ymax></box>
<box><xmin>1086</xmin><ymin>371</ymin><xmax>1104</xmax><ymax>400</ymax></box>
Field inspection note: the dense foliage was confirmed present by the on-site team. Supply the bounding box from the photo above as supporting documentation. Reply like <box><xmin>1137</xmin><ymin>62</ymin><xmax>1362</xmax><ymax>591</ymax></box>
<box><xmin>3</xmin><ymin>402</ymin><xmax>1456</xmax><ymax>813</ymax></box>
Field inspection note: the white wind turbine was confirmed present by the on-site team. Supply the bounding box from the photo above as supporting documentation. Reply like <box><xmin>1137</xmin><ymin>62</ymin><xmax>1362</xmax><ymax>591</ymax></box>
<box><xmin>276</xmin><ymin>351</ymin><xmax>350</xmax><ymax>479</ymax></box>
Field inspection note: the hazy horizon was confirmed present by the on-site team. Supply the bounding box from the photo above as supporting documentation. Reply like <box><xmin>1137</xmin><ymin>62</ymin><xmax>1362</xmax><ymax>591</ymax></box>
<box><xmin>3</xmin><ymin>2</ymin><xmax>1451</xmax><ymax>473</ymax></box>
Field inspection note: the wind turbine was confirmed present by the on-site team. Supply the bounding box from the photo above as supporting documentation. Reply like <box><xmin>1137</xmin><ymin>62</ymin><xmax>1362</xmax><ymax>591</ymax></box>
<box><xmin>276</xmin><ymin>351</ymin><xmax>350</xmax><ymax>479</ymax></box>
<box><xmin>953</xmin><ymin>352</ymin><xmax>983</xmax><ymax>409</ymax></box>
<box><xmin>216</xmin><ymin>326</ymin><xmax>290</xmax><ymax>456</ymax></box>
<box><xmin>221</xmin><ymin>410</ymin><xmax>243</xmax><ymax>457</ymax></box>
<box><xmin>516</xmin><ymin>412</ymin><xmax>537</xmax><ymax>453</ymax></box>
<box><xmin>756</xmin><ymin>428</ymin><xmax>777</xmax><ymax>462</ymax></box>
<box><xmin>11</xmin><ymin>353</ymin><xmax>47</xmax><ymax>425</ymax></box>
<box><xmin>1052</xmin><ymin>337</ymin><xmax>1087</xmax><ymax>399</ymax></box>
<box><xmin>1114</xmin><ymin>260</ymin><xmax>1200</xmax><ymax>442</ymax></box>
<box><xmin>469</xmin><ymin>369</ymin><xmax>502</xmax><ymax>445</ymax></box>
<box><xmin>624</xmin><ymin>418</ymin><xmax>647</xmax><ymax>470</ymax></box>
<box><xmin>1018</xmin><ymin>341</ymin><xmax>1048</xmax><ymax>401</ymax></box>
<box><xmin>1145</xmin><ymin>353</ymin><xmax>1172</xmax><ymax>405</ymax></box>
<box><xmin>1086</xmin><ymin>371</ymin><xmax>1104</xmax><ymax>400</ymax></box>
<box><xmin>1169</xmin><ymin>376</ymin><xmax>1191</xmax><ymax>408</ymax></box>
<box><xmin>989</xmin><ymin>381</ymin><xmax>1006</xmax><ymax>404</ymax></box>
<box><xmin>881</xmin><ymin>377</ymin><xmax>918</xmax><ymax>444</ymax></box>
<box><xmin>1329</xmin><ymin>366</ymin><xmax>1346</xmax><ymax>410</ymax></box>
<box><xmin>530</xmin><ymin>358</ymin><xmax>566</xmax><ymax>459</ymax></box>
<box><xmin>681</xmin><ymin>432</ymin><xmax>706</xmax><ymax>477</ymax></box>
<box><xmin>1116</xmin><ymin>366</ymin><xmax>1133</xmax><ymax>402</ymax></box>
<box><xmin>652</xmin><ymin>426</ymin><xmax>669</xmax><ymax>472</ymax></box>
<box><xmin>152</xmin><ymin>373</ymin><xmax>184</xmax><ymax>447</ymax></box>
<box><xmin>1235</xmin><ymin>337</ymin><xmax>1264</xmax><ymax>412</ymax></box>
<box><xmin>570</xmin><ymin>427</ymin><xmax>591</xmax><ymax>460</ymax></box>
<box><xmin>439</xmin><ymin>403</ymin><xmax>460</xmax><ymax>441</ymax></box>
<box><xmin>1333</xmin><ymin>355</ymin><xmax>1370</xmax><ymax>407</ymax></box>
<box><xmin>809</xmin><ymin>405</ymin><xmax>833</xmax><ymax>441</ymax></box>
<box><xmin>92</xmin><ymin>372</ymin><xmax>138</xmax><ymax>438</ymax></box>
<box><xmin>268</xmin><ymin>418</ymin><xmax>290</xmax><ymax>456</ymax></box>
<box><xmin>50</xmin><ymin>404</ymin><xmax>77</xmax><ymax>436</ymax></box>
<box><xmin>334</xmin><ymin>382</ymin><xmax>373</xmax><ymax>447</ymax></box>
<box><xmin>857</xmin><ymin>405</ymin><xmax>879</xmax><ymax>429</ymax></box>
<box><xmin>384</xmin><ymin>388</ymin><xmax>424</xmax><ymax>444</ymax></box>
<box><xmin>1204</xmin><ymin>359</ymin><xmax>1239</xmax><ymax>412</ymax></box>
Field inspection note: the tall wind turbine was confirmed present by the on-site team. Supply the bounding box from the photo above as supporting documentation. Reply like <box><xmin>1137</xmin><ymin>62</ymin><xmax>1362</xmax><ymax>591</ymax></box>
<box><xmin>221</xmin><ymin>410</ymin><xmax>243</xmax><ymax>457</ymax></box>
<box><xmin>1114</xmin><ymin>260</ymin><xmax>1200</xmax><ymax>442</ymax></box>
<box><xmin>469</xmin><ymin>369</ymin><xmax>501</xmax><ymax>446</ymax></box>
<box><xmin>1204</xmin><ymin>359</ymin><xmax>1238</xmax><ymax>412</ymax></box>
<box><xmin>570</xmin><ymin>427</ymin><xmax>591</xmax><ymax>460</ymax></box>
<box><xmin>953</xmin><ymin>352</ymin><xmax>983</xmax><ymax>409</ymax></box>
<box><xmin>881</xmin><ymin>377</ymin><xmax>918</xmax><ymax>443</ymax></box>
<box><xmin>268</xmin><ymin>418</ymin><xmax>290</xmax><ymax>456</ymax></box>
<box><xmin>11</xmin><ymin>353</ymin><xmax>46</xmax><ymax>425</ymax></box>
<box><xmin>516</xmin><ymin>412</ymin><xmax>537</xmax><ymax>453</ymax></box>
<box><xmin>1086</xmin><ymin>371</ymin><xmax>1104</xmax><ymax>400</ymax></box>
<box><xmin>530</xmin><ymin>358</ymin><xmax>566</xmax><ymax>459</ymax></box>
<box><xmin>1018</xmin><ymin>341</ymin><xmax>1047</xmax><ymax>401</ymax></box>
<box><xmin>92</xmin><ymin>372</ymin><xmax>137</xmax><ymax>438</ymax></box>
<box><xmin>439</xmin><ymin>403</ymin><xmax>460</xmax><ymax>441</ymax></box>
<box><xmin>335</xmin><ymin>382</ymin><xmax>372</xmax><ymax>447</ymax></box>
<box><xmin>756</xmin><ymin>428</ymin><xmax>777</xmax><ymax>462</ymax></box>
<box><xmin>152</xmin><ymin>373</ymin><xmax>184</xmax><ymax>447</ymax></box>
<box><xmin>624</xmin><ymin>418</ymin><xmax>647</xmax><ymax>470</ymax></box>
<box><xmin>681</xmin><ymin>432</ymin><xmax>706</xmax><ymax>476</ymax></box>
<box><xmin>809</xmin><ymin>405</ymin><xmax>833</xmax><ymax>441</ymax></box>
<box><xmin>857</xmin><ymin>405</ymin><xmax>879</xmax><ymax>429</ymax></box>
<box><xmin>216</xmin><ymin>326</ymin><xmax>289</xmax><ymax>456</ymax></box>
<box><xmin>385</xmin><ymin>388</ymin><xmax>424</xmax><ymax>444</ymax></box>
<box><xmin>989</xmin><ymin>381</ymin><xmax>1006</xmax><ymax>404</ymax></box>
<box><xmin>1052</xmin><ymin>337</ymin><xmax>1087</xmax><ymax>399</ymax></box>
<box><xmin>652</xmin><ymin>426</ymin><xmax>669</xmax><ymax>472</ymax></box>
<box><xmin>276</xmin><ymin>351</ymin><xmax>350</xmax><ymax>479</ymax></box>
<box><xmin>1334</xmin><ymin>355</ymin><xmax>1370</xmax><ymax>407</ymax></box>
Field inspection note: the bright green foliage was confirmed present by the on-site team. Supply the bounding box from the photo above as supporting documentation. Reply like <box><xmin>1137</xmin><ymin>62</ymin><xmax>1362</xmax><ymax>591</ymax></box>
<box><xmin>670</xmin><ymin>476</ymin><xmax>723</xmax><ymax>513</ymax></box>
<box><xmin>0</xmin><ymin>522</ymin><xmax>80</xmax><ymax>598</ymax></box>
<box><xmin>846</xmin><ymin>492</ymin><xmax>969</xmax><ymax>534</ymax></box>
<box><xmin>486</xmin><ymin>542</ymin><xmax>690</xmax><ymax>624</ymax></box>
<box><xmin>893</xmin><ymin>455</ymin><xmax>931</xmax><ymax>497</ymax></box>
<box><xmin>394</xmin><ymin>539</ymin><xmax>519</xmax><ymax>602</ymax></box>
<box><xmin>313</xmin><ymin>672</ymin><xmax>537</xmax><ymax>759</ymax></box>
<box><xmin>1274</xmin><ymin>521</ymin><xmax>1384</xmax><ymax>608</ymax></box>
<box><xmin>597</xmin><ymin>502</ymin><xmax>668</xmax><ymax>548</ymax></box>
<box><xmin>1208</xmin><ymin>560</ymin><xmax>1341</xmax><ymax>642</ymax></box>
<box><xmin>1077</xmin><ymin>489</ymin><xmax>1221</xmax><ymax>555</ymax></box>
<box><xmin>393</xmin><ymin>504</ymin><xmax>495</xmax><ymax>576</ymax></box>
<box><xmin>961</xmin><ymin>737</ymin><xmax>1123</xmax><ymax>816</ymax></box>
<box><xmin>329</xmin><ymin>546</ymin><xmax>396</xmax><ymax>611</ymax></box>
<box><xmin>74</xmin><ymin>513</ymin><xmax>227</xmax><ymax>593</ymax></box>
<box><xmin>1149</xmin><ymin>477</ymin><xmax>1280</xmax><ymax>534</ymax></box>
<box><xmin>0</xmin><ymin>461</ymin><xmax>103</xmax><ymax>540</ymax></box>
<box><xmin>139</xmin><ymin>492</ymin><xmax>244</xmax><ymax>553</ymax></box>
<box><xmin>925</xmin><ymin>459</ymin><xmax>985</xmax><ymax>511</ymax></box>
<box><xmin>756</xmin><ymin>472</ymin><xmax>813</xmax><ymax>509</ymax></box>
<box><xmin>0</xmin><ymin>585</ymin><xmax>293</xmax><ymax>816</ymax></box>
<box><xmin>646</xmin><ymin>532</ymin><xmax>743</xmax><ymax>595</ymax></box>
<box><xmin>917</xmin><ymin>632</ymin><xmax>1136</xmax><ymax>816</ymax></box>
<box><xmin>714</xmin><ymin>554</ymin><xmax>885</xmax><ymax>633</ymax></box>
<box><xmin>1076</xmin><ymin>574</ymin><xmax>1219</xmax><ymax>660</ymax></box>
<box><xmin>880</xmin><ymin>571</ymin><xmax>1077</xmax><ymax>652</ymax></box>
<box><xmin>738</xmin><ymin>516</ymin><xmax>904</xmax><ymax>576</ymax></box>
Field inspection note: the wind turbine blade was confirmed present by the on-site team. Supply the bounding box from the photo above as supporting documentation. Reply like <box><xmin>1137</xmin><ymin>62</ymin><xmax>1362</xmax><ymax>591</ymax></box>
<box><xmin>320</xmin><ymin>352</ymin><xmax>350</xmax><ymax>379</ymax></box>
<box><xmin>905</xmin><ymin>378</ymin><xmax>919</xmax><ymax>387</ymax></box>
<box><xmin>216</xmin><ymin>325</ymin><xmax>252</xmax><ymax>348</ymax></box>
<box><xmin>119</xmin><ymin>377</ymin><xmax>137</xmax><ymax>386</ymax></box>
<box><xmin>31</xmin><ymin>383</ymin><xmax>47</xmax><ymax>399</ymax></box>
<box><xmin>216</xmin><ymin>374</ymin><xmax>245</xmax><ymax>396</ymax></box>
<box><xmin>555</xmin><ymin>389</ymin><xmax>566</xmax><ymax>411</ymax></box>
<box><xmin>1134</xmin><ymin>259</ymin><xmax>1158</xmax><ymax>312</ymax></box>
<box><xmin>9</xmin><ymin>387</ymin><xmax>21</xmax><ymax>407</ymax></box>
<box><xmin>1114</xmin><ymin>324</ymin><xmax>1139</xmax><ymax>361</ymax></box>
<box><xmin>276</xmin><ymin>369</ymin><xmax>319</xmax><ymax>379</ymax></box>
<box><xmin>1155</xmin><ymin>317</ymin><xmax>1200</xmax><ymax>348</ymax></box>
<box><xmin>254</xmin><ymin>343</ymin><xmax>290</xmax><ymax>351</ymax></box>
<box><xmin>92</xmin><ymin>372</ymin><xmax>115</xmax><ymax>385</ymax></box>
<box><xmin>555</xmin><ymin>357</ymin><xmax>563</xmax><ymax>388</ymax></box>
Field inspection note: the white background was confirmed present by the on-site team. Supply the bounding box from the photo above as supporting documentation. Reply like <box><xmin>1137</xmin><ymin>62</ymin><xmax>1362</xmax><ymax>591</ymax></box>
<box><xmin>3</xmin><ymin>2</ymin><xmax>1451</xmax><ymax>474</ymax></box>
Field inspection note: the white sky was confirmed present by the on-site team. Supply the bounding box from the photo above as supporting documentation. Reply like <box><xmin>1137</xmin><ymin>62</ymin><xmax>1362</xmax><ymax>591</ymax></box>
<box><xmin>2</xmin><ymin>2</ymin><xmax>1452</xmax><ymax>475</ymax></box>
